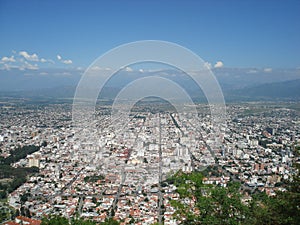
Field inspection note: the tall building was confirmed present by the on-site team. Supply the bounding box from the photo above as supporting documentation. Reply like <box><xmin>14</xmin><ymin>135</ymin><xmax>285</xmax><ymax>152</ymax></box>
<box><xmin>27</xmin><ymin>153</ymin><xmax>41</xmax><ymax>168</ymax></box>
<box><xmin>266</xmin><ymin>127</ymin><xmax>275</xmax><ymax>136</ymax></box>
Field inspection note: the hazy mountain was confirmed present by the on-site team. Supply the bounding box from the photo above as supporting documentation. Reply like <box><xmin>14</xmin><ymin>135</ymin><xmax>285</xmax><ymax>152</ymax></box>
<box><xmin>228</xmin><ymin>79</ymin><xmax>300</xmax><ymax>101</ymax></box>
<box><xmin>0</xmin><ymin>67</ymin><xmax>299</xmax><ymax>102</ymax></box>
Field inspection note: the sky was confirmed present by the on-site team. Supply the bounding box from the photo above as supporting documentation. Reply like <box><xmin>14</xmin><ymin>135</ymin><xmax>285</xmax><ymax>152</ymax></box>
<box><xmin>0</xmin><ymin>0</ymin><xmax>300</xmax><ymax>71</ymax></box>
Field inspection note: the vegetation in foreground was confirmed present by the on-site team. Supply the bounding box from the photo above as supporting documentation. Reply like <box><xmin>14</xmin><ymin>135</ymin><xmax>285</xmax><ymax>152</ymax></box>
<box><xmin>40</xmin><ymin>216</ymin><xmax>120</xmax><ymax>225</ymax></box>
<box><xmin>39</xmin><ymin>162</ymin><xmax>299</xmax><ymax>225</ymax></box>
<box><xmin>168</xmin><ymin>163</ymin><xmax>300</xmax><ymax>225</ymax></box>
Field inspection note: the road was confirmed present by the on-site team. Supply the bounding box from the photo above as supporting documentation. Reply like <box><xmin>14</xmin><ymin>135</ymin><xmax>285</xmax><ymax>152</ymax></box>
<box><xmin>158</xmin><ymin>114</ymin><xmax>163</xmax><ymax>224</ymax></box>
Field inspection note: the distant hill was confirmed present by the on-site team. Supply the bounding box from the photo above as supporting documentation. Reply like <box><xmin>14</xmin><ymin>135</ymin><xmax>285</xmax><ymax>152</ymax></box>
<box><xmin>228</xmin><ymin>79</ymin><xmax>300</xmax><ymax>101</ymax></box>
<box><xmin>0</xmin><ymin>68</ymin><xmax>299</xmax><ymax>102</ymax></box>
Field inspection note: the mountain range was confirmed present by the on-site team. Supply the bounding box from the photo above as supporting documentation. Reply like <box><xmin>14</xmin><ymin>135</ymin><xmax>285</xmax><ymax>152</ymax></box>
<box><xmin>0</xmin><ymin>67</ymin><xmax>299</xmax><ymax>102</ymax></box>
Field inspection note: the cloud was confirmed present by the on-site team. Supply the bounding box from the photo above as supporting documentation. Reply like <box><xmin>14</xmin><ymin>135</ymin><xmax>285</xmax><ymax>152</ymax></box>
<box><xmin>90</xmin><ymin>66</ymin><xmax>101</xmax><ymax>71</ymax></box>
<box><xmin>264</xmin><ymin>68</ymin><xmax>272</xmax><ymax>73</ymax></box>
<box><xmin>1</xmin><ymin>56</ymin><xmax>16</xmax><ymax>63</ymax></box>
<box><xmin>91</xmin><ymin>66</ymin><xmax>104</xmax><ymax>71</ymax></box>
<box><xmin>214</xmin><ymin>61</ymin><xmax>224</xmax><ymax>68</ymax></box>
<box><xmin>22</xmin><ymin>61</ymin><xmax>39</xmax><ymax>70</ymax></box>
<box><xmin>40</xmin><ymin>58</ymin><xmax>54</xmax><ymax>64</ymax></box>
<box><xmin>247</xmin><ymin>69</ymin><xmax>258</xmax><ymax>74</ymax></box>
<box><xmin>19</xmin><ymin>51</ymin><xmax>39</xmax><ymax>61</ymax></box>
<box><xmin>62</xmin><ymin>59</ymin><xmax>72</xmax><ymax>64</ymax></box>
<box><xmin>204</xmin><ymin>62</ymin><xmax>212</xmax><ymax>69</ymax></box>
<box><xmin>1</xmin><ymin>64</ymin><xmax>14</xmax><ymax>70</ymax></box>
<box><xmin>62</xmin><ymin>72</ymin><xmax>72</xmax><ymax>76</ymax></box>
<box><xmin>57</xmin><ymin>54</ymin><xmax>72</xmax><ymax>64</ymax></box>
<box><xmin>125</xmin><ymin>66</ymin><xmax>133</xmax><ymax>72</ymax></box>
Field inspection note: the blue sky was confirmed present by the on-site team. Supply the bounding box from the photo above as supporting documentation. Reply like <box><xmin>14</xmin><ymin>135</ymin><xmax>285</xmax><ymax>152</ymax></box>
<box><xmin>0</xmin><ymin>0</ymin><xmax>300</xmax><ymax>70</ymax></box>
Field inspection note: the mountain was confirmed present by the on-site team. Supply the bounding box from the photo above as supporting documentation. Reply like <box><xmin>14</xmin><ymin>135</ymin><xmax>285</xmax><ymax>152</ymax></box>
<box><xmin>0</xmin><ymin>68</ymin><xmax>299</xmax><ymax>102</ymax></box>
<box><xmin>228</xmin><ymin>79</ymin><xmax>300</xmax><ymax>101</ymax></box>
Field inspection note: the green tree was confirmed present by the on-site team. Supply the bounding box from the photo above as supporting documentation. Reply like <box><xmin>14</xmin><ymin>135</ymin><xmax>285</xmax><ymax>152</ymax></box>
<box><xmin>248</xmin><ymin>163</ymin><xmax>300</xmax><ymax>225</ymax></box>
<box><xmin>101</xmin><ymin>218</ymin><xmax>120</xmax><ymax>225</ymax></box>
<box><xmin>71</xmin><ymin>218</ymin><xmax>96</xmax><ymax>225</ymax></box>
<box><xmin>170</xmin><ymin>171</ymin><xmax>249</xmax><ymax>225</ymax></box>
<box><xmin>41</xmin><ymin>215</ymin><xmax>69</xmax><ymax>225</ymax></box>
<box><xmin>170</xmin><ymin>166</ymin><xmax>300</xmax><ymax>225</ymax></box>
<box><xmin>92</xmin><ymin>196</ymin><xmax>97</xmax><ymax>204</ymax></box>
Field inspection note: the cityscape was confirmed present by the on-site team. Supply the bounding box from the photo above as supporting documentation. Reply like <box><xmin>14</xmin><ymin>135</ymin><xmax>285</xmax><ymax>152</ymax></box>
<box><xmin>0</xmin><ymin>100</ymin><xmax>299</xmax><ymax>224</ymax></box>
<box><xmin>1</xmin><ymin>0</ymin><xmax>300</xmax><ymax>224</ymax></box>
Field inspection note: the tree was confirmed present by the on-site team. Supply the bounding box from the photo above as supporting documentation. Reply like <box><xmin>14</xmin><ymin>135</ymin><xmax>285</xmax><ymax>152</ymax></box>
<box><xmin>170</xmin><ymin>171</ymin><xmax>249</xmax><ymax>224</ymax></box>
<box><xmin>0</xmin><ymin>190</ymin><xmax>7</xmax><ymax>199</ymax></box>
<box><xmin>248</xmin><ymin>163</ymin><xmax>300</xmax><ymax>225</ymax></box>
<box><xmin>170</xmin><ymin>166</ymin><xmax>300</xmax><ymax>225</ymax></box>
<box><xmin>101</xmin><ymin>218</ymin><xmax>120</xmax><ymax>225</ymax></box>
<box><xmin>92</xmin><ymin>196</ymin><xmax>97</xmax><ymax>204</ymax></box>
<box><xmin>71</xmin><ymin>218</ymin><xmax>96</xmax><ymax>225</ymax></box>
<box><xmin>41</xmin><ymin>215</ymin><xmax>69</xmax><ymax>225</ymax></box>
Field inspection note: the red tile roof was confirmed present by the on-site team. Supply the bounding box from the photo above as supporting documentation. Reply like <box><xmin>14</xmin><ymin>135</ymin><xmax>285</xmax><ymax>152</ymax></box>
<box><xmin>3</xmin><ymin>222</ymin><xmax>19</xmax><ymax>225</ymax></box>
<box><xmin>16</xmin><ymin>216</ymin><xmax>41</xmax><ymax>225</ymax></box>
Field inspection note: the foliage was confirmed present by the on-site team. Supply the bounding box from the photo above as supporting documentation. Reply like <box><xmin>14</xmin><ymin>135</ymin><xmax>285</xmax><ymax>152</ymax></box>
<box><xmin>101</xmin><ymin>218</ymin><xmax>120</xmax><ymax>225</ymax></box>
<box><xmin>84</xmin><ymin>174</ymin><xmax>105</xmax><ymax>183</ymax></box>
<box><xmin>170</xmin><ymin>173</ymin><xmax>248</xmax><ymax>224</ymax></box>
<box><xmin>41</xmin><ymin>215</ymin><xmax>69</xmax><ymax>225</ymax></box>
<box><xmin>41</xmin><ymin>216</ymin><xmax>120</xmax><ymax>225</ymax></box>
<box><xmin>0</xmin><ymin>165</ymin><xmax>39</xmax><ymax>199</ymax></box>
<box><xmin>0</xmin><ymin>145</ymin><xmax>40</xmax><ymax>199</ymax></box>
<box><xmin>1</xmin><ymin>145</ymin><xmax>40</xmax><ymax>165</ymax></box>
<box><xmin>71</xmin><ymin>217</ymin><xmax>97</xmax><ymax>225</ymax></box>
<box><xmin>247</xmin><ymin>163</ymin><xmax>300</xmax><ymax>225</ymax></box>
<box><xmin>170</xmin><ymin>166</ymin><xmax>300</xmax><ymax>225</ymax></box>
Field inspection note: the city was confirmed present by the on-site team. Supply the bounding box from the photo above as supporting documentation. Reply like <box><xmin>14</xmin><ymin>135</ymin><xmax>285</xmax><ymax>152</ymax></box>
<box><xmin>1</xmin><ymin>1</ymin><xmax>300</xmax><ymax>224</ymax></box>
<box><xmin>1</xmin><ymin>100</ymin><xmax>299</xmax><ymax>224</ymax></box>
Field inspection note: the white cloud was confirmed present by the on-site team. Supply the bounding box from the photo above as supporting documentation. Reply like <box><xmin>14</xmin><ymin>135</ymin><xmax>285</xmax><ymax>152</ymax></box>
<box><xmin>23</xmin><ymin>61</ymin><xmax>39</xmax><ymax>70</ymax></box>
<box><xmin>214</xmin><ymin>61</ymin><xmax>224</xmax><ymax>68</ymax></box>
<box><xmin>40</xmin><ymin>58</ymin><xmax>47</xmax><ymax>63</ymax></box>
<box><xmin>247</xmin><ymin>69</ymin><xmax>258</xmax><ymax>74</ymax></box>
<box><xmin>0</xmin><ymin>63</ymin><xmax>19</xmax><ymax>70</ymax></box>
<box><xmin>91</xmin><ymin>66</ymin><xmax>105</xmax><ymax>71</ymax></box>
<box><xmin>264</xmin><ymin>68</ymin><xmax>272</xmax><ymax>73</ymax></box>
<box><xmin>90</xmin><ymin>66</ymin><xmax>101</xmax><ymax>71</ymax></box>
<box><xmin>62</xmin><ymin>72</ymin><xmax>72</xmax><ymax>76</ymax></box>
<box><xmin>1</xmin><ymin>64</ymin><xmax>11</xmax><ymax>70</ymax></box>
<box><xmin>204</xmin><ymin>62</ymin><xmax>212</xmax><ymax>69</ymax></box>
<box><xmin>76</xmin><ymin>67</ymin><xmax>85</xmax><ymax>71</ymax></box>
<box><xmin>62</xmin><ymin>59</ymin><xmax>72</xmax><ymax>64</ymax></box>
<box><xmin>125</xmin><ymin>66</ymin><xmax>133</xmax><ymax>72</ymax></box>
<box><xmin>1</xmin><ymin>56</ymin><xmax>16</xmax><ymax>62</ymax></box>
<box><xmin>48</xmin><ymin>59</ymin><xmax>55</xmax><ymax>64</ymax></box>
<box><xmin>139</xmin><ymin>69</ymin><xmax>144</xmax><ymax>73</ymax></box>
<box><xmin>19</xmin><ymin>51</ymin><xmax>39</xmax><ymax>61</ymax></box>
<box><xmin>57</xmin><ymin>54</ymin><xmax>72</xmax><ymax>64</ymax></box>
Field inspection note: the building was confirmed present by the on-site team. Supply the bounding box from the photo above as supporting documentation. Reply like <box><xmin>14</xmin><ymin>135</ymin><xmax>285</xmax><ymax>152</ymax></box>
<box><xmin>4</xmin><ymin>216</ymin><xmax>41</xmax><ymax>225</ymax></box>
<box><xmin>27</xmin><ymin>153</ymin><xmax>41</xmax><ymax>168</ymax></box>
